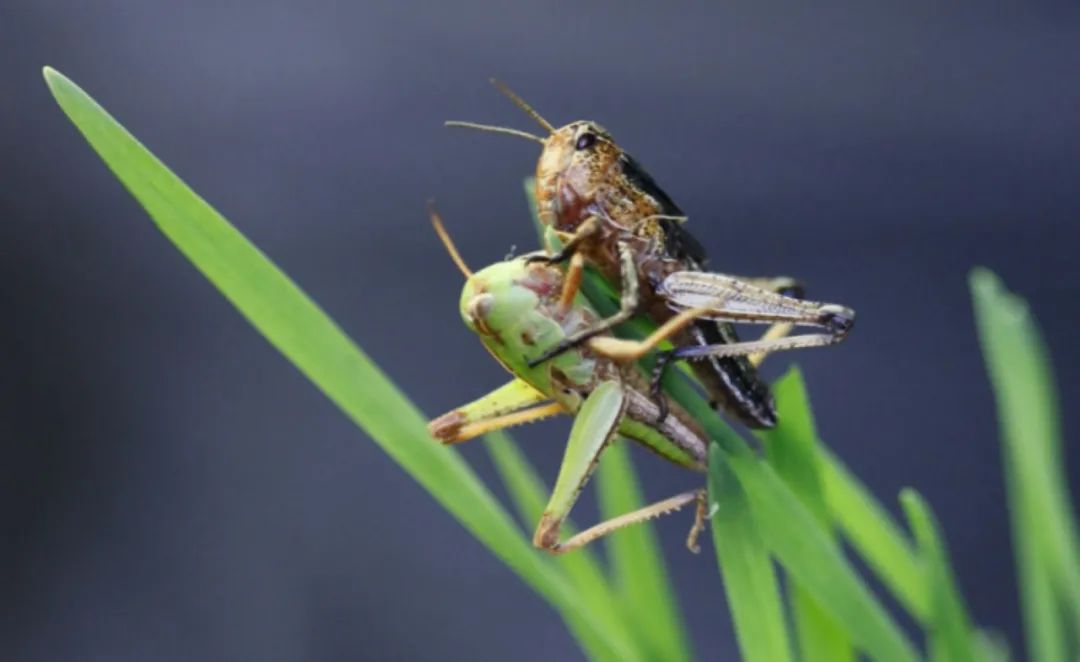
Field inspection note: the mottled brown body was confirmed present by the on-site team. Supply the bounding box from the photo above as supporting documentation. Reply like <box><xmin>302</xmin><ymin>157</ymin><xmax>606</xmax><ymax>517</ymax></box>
<box><xmin>533</xmin><ymin>121</ymin><xmax>777</xmax><ymax>428</ymax></box>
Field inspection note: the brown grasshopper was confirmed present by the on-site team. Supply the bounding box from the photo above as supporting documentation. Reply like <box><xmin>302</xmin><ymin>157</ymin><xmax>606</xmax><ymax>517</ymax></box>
<box><xmin>447</xmin><ymin>82</ymin><xmax>854</xmax><ymax>428</ymax></box>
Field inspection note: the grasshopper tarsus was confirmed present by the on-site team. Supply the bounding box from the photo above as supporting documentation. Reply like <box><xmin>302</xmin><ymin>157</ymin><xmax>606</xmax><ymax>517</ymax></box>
<box><xmin>819</xmin><ymin>304</ymin><xmax>856</xmax><ymax>336</ymax></box>
<box><xmin>778</xmin><ymin>282</ymin><xmax>805</xmax><ymax>299</ymax></box>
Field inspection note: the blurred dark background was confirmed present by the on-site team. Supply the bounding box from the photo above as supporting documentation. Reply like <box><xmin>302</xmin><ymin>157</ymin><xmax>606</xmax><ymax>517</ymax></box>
<box><xmin>3</xmin><ymin>1</ymin><xmax>1079</xmax><ymax>660</ymax></box>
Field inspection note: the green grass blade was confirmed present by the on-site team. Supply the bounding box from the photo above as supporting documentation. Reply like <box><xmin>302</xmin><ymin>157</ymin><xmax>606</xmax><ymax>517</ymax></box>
<box><xmin>673</xmin><ymin>393</ymin><xmax>918</xmax><ymax>661</ymax></box>
<box><xmin>971</xmin><ymin>268</ymin><xmax>1080</xmax><ymax>660</ymax></box>
<box><xmin>899</xmin><ymin>489</ymin><xmax>976</xmax><ymax>662</ymax></box>
<box><xmin>707</xmin><ymin>444</ymin><xmax>793</xmax><ymax>662</ymax></box>
<box><xmin>759</xmin><ymin>369</ymin><xmax>854</xmax><ymax>662</ymax></box>
<box><xmin>817</xmin><ymin>448</ymin><xmax>927</xmax><ymax>620</ymax></box>
<box><xmin>484</xmin><ymin>432</ymin><xmax>637</xmax><ymax>662</ymax></box>
<box><xmin>974</xmin><ymin>630</ymin><xmax>1011</xmax><ymax>662</ymax></box>
<box><xmin>726</xmin><ymin>448</ymin><xmax>919</xmax><ymax>661</ymax></box>
<box><xmin>758</xmin><ymin>369</ymin><xmax>831</xmax><ymax>523</ymax></box>
<box><xmin>44</xmin><ymin>66</ymin><xmax>632</xmax><ymax>661</ymax></box>
<box><xmin>595</xmin><ymin>441</ymin><xmax>692</xmax><ymax>662</ymax></box>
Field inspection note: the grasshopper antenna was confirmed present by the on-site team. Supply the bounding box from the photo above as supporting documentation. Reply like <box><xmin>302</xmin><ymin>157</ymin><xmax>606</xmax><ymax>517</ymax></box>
<box><xmin>428</xmin><ymin>202</ymin><xmax>473</xmax><ymax>279</ymax></box>
<box><xmin>489</xmin><ymin>78</ymin><xmax>555</xmax><ymax>134</ymax></box>
<box><xmin>443</xmin><ymin>121</ymin><xmax>546</xmax><ymax>144</ymax></box>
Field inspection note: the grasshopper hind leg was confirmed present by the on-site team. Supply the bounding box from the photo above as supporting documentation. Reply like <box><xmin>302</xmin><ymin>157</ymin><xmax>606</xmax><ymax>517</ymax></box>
<box><xmin>542</xmin><ymin>488</ymin><xmax>707</xmax><ymax>555</ymax></box>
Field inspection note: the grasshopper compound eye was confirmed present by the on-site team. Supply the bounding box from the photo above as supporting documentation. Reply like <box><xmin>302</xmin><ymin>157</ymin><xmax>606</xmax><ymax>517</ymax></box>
<box><xmin>575</xmin><ymin>132</ymin><xmax>597</xmax><ymax>150</ymax></box>
<box><xmin>465</xmin><ymin>293</ymin><xmax>497</xmax><ymax>336</ymax></box>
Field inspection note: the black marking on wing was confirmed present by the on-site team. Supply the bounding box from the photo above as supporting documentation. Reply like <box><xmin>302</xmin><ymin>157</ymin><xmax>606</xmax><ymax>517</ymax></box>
<box><xmin>619</xmin><ymin>153</ymin><xmax>773</xmax><ymax>426</ymax></box>
<box><xmin>619</xmin><ymin>153</ymin><xmax>683</xmax><ymax>216</ymax></box>
<box><xmin>693</xmin><ymin>320</ymin><xmax>778</xmax><ymax>428</ymax></box>
<box><xmin>618</xmin><ymin>153</ymin><xmax>709</xmax><ymax>268</ymax></box>
<box><xmin>660</xmin><ymin>218</ymin><xmax>710</xmax><ymax>269</ymax></box>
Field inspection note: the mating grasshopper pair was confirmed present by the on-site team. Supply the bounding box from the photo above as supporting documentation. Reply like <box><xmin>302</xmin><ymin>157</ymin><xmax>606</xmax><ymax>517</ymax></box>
<box><xmin>449</xmin><ymin>81</ymin><xmax>853</xmax><ymax>429</ymax></box>
<box><xmin>429</xmin><ymin>84</ymin><xmax>855</xmax><ymax>554</ymax></box>
<box><xmin>427</xmin><ymin>210</ymin><xmax>853</xmax><ymax>554</ymax></box>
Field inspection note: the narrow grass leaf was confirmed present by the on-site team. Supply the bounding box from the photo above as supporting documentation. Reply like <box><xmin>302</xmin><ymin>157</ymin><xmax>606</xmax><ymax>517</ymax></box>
<box><xmin>708</xmin><ymin>444</ymin><xmax>793</xmax><ymax>662</ymax></box>
<box><xmin>900</xmin><ymin>489</ymin><xmax>976</xmax><ymax>662</ymax></box>
<box><xmin>484</xmin><ymin>431</ymin><xmax>636</xmax><ymax>662</ymax></box>
<box><xmin>971</xmin><ymin>268</ymin><xmax>1080</xmax><ymax>660</ymax></box>
<box><xmin>759</xmin><ymin>369</ymin><xmax>854</xmax><ymax>662</ymax></box>
<box><xmin>44</xmin><ymin>67</ymin><xmax>632</xmax><ymax>661</ymax></box>
<box><xmin>726</xmin><ymin>448</ymin><xmax>919</xmax><ymax>662</ymax></box>
<box><xmin>974</xmin><ymin>630</ymin><xmax>1011</xmax><ymax>662</ymax></box>
<box><xmin>817</xmin><ymin>448</ymin><xmax>927</xmax><ymax>620</ymax></box>
<box><xmin>596</xmin><ymin>441</ymin><xmax>692</xmax><ymax>662</ymax></box>
<box><xmin>672</xmin><ymin>386</ymin><xmax>918</xmax><ymax>661</ymax></box>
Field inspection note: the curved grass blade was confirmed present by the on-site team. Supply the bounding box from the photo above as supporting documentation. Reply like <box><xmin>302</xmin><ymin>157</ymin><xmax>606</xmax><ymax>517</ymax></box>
<box><xmin>595</xmin><ymin>441</ymin><xmax>692</xmax><ymax>662</ymax></box>
<box><xmin>44</xmin><ymin>66</ymin><xmax>633</xmax><ymax>661</ymax></box>
<box><xmin>483</xmin><ymin>431</ymin><xmax>637</xmax><ymax>662</ymax></box>
<box><xmin>971</xmin><ymin>268</ymin><xmax>1080</xmax><ymax>661</ymax></box>
<box><xmin>725</xmin><ymin>447</ymin><xmax>919</xmax><ymax>661</ymax></box>
<box><xmin>707</xmin><ymin>444</ymin><xmax>793</xmax><ymax>662</ymax></box>
<box><xmin>758</xmin><ymin>369</ymin><xmax>853</xmax><ymax>662</ymax></box>
<box><xmin>670</xmin><ymin>389</ymin><xmax>918</xmax><ymax>660</ymax></box>
<box><xmin>817</xmin><ymin>448</ymin><xmax>927</xmax><ymax>620</ymax></box>
<box><xmin>900</xmin><ymin>489</ymin><xmax>976</xmax><ymax>661</ymax></box>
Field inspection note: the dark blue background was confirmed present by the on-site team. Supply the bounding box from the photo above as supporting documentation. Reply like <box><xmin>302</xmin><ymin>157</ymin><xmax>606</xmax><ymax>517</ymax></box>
<box><xmin>3</xmin><ymin>2</ymin><xmax>1079</xmax><ymax>659</ymax></box>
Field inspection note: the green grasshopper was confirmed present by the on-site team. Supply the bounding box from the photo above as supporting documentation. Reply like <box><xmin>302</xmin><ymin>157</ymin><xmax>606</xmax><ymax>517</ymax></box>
<box><xmin>426</xmin><ymin>210</ymin><xmax>848</xmax><ymax>554</ymax></box>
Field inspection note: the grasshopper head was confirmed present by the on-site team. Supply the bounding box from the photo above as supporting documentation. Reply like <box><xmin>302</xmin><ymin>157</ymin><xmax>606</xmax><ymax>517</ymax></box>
<box><xmin>459</xmin><ymin>258</ymin><xmax>561</xmax><ymax>344</ymax></box>
<box><xmin>459</xmin><ymin>257</ymin><xmax>596</xmax><ymax>392</ymax></box>
<box><xmin>534</xmin><ymin>121</ymin><xmax>621</xmax><ymax>233</ymax></box>
<box><xmin>445</xmin><ymin>81</ymin><xmax>621</xmax><ymax>233</ymax></box>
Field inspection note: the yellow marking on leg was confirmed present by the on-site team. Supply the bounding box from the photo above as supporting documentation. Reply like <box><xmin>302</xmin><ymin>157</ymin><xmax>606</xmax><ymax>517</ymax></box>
<box><xmin>586</xmin><ymin>306</ymin><xmax>713</xmax><ymax>361</ymax></box>
<box><xmin>440</xmin><ymin>402</ymin><xmax>566</xmax><ymax>445</ymax></box>
<box><xmin>749</xmin><ymin>322</ymin><xmax>794</xmax><ymax>367</ymax></box>
<box><xmin>557</xmin><ymin>253</ymin><xmax>586</xmax><ymax>316</ymax></box>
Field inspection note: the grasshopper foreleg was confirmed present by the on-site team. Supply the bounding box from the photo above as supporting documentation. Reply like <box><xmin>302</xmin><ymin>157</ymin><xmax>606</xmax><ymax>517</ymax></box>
<box><xmin>525</xmin><ymin>215</ymin><xmax>603</xmax><ymax>266</ymax></box>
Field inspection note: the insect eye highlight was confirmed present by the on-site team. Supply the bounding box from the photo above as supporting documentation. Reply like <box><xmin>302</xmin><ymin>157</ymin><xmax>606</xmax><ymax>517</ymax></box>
<box><xmin>575</xmin><ymin>132</ymin><xmax>597</xmax><ymax>150</ymax></box>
